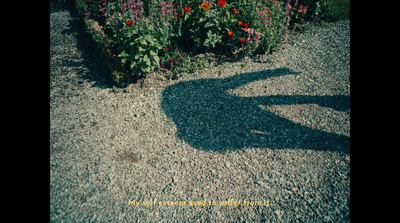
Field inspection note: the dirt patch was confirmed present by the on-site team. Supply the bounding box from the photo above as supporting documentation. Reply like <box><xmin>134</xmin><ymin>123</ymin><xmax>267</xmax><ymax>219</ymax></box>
<box><xmin>118</xmin><ymin>151</ymin><xmax>139</xmax><ymax>163</ymax></box>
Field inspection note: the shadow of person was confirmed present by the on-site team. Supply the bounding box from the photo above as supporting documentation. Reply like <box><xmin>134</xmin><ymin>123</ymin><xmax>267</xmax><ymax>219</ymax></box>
<box><xmin>161</xmin><ymin>68</ymin><xmax>349</xmax><ymax>154</ymax></box>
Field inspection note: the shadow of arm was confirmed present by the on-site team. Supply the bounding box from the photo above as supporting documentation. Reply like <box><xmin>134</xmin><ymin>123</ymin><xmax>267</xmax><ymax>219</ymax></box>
<box><xmin>223</xmin><ymin>68</ymin><xmax>300</xmax><ymax>90</ymax></box>
<box><xmin>244</xmin><ymin>95</ymin><xmax>350</xmax><ymax>111</ymax></box>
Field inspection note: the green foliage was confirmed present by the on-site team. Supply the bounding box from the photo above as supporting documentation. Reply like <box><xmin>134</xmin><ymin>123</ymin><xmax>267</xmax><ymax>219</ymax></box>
<box><xmin>118</xmin><ymin>34</ymin><xmax>163</xmax><ymax>78</ymax></box>
<box><xmin>74</xmin><ymin>0</ymin><xmax>87</xmax><ymax>17</ymax></box>
<box><xmin>320</xmin><ymin>0</ymin><xmax>350</xmax><ymax>22</ymax></box>
<box><xmin>173</xmin><ymin>0</ymin><xmax>287</xmax><ymax>58</ymax></box>
<box><xmin>76</xmin><ymin>0</ymin><xmax>339</xmax><ymax>85</ymax></box>
<box><xmin>289</xmin><ymin>0</ymin><xmax>350</xmax><ymax>22</ymax></box>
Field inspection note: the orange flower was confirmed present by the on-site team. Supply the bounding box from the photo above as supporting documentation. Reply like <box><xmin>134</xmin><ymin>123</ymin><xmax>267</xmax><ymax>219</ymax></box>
<box><xmin>237</xmin><ymin>21</ymin><xmax>243</xmax><ymax>26</ymax></box>
<box><xmin>264</xmin><ymin>7</ymin><xmax>271</xmax><ymax>15</ymax></box>
<box><xmin>201</xmin><ymin>2</ymin><xmax>210</xmax><ymax>10</ymax></box>
<box><xmin>217</xmin><ymin>0</ymin><xmax>226</xmax><ymax>7</ymax></box>
<box><xmin>232</xmin><ymin>8</ymin><xmax>238</xmax><ymax>14</ymax></box>
<box><xmin>297</xmin><ymin>5</ymin><xmax>307</xmax><ymax>14</ymax></box>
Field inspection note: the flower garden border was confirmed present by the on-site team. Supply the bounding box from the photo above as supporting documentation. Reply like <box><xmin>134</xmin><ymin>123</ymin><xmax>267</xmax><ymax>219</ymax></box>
<box><xmin>74</xmin><ymin>0</ymin><xmax>312</xmax><ymax>87</ymax></box>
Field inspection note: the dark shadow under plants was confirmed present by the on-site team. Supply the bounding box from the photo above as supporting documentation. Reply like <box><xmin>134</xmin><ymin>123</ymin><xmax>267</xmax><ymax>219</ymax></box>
<box><xmin>161</xmin><ymin>68</ymin><xmax>349</xmax><ymax>154</ymax></box>
<box><xmin>52</xmin><ymin>0</ymin><xmax>119</xmax><ymax>89</ymax></box>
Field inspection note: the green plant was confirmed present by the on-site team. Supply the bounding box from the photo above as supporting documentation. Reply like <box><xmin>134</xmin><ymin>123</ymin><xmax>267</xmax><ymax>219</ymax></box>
<box><xmin>118</xmin><ymin>34</ymin><xmax>162</xmax><ymax>77</ymax></box>
<box><xmin>174</xmin><ymin>0</ymin><xmax>288</xmax><ymax>57</ymax></box>
<box><xmin>74</xmin><ymin>0</ymin><xmax>297</xmax><ymax>85</ymax></box>
<box><xmin>321</xmin><ymin>0</ymin><xmax>350</xmax><ymax>22</ymax></box>
<box><xmin>288</xmin><ymin>0</ymin><xmax>349</xmax><ymax>22</ymax></box>
<box><xmin>252</xmin><ymin>0</ymin><xmax>286</xmax><ymax>55</ymax></box>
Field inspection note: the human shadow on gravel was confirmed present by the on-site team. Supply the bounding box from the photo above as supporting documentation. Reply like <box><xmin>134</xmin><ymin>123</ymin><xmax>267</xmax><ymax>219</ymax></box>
<box><xmin>161</xmin><ymin>68</ymin><xmax>350</xmax><ymax>153</ymax></box>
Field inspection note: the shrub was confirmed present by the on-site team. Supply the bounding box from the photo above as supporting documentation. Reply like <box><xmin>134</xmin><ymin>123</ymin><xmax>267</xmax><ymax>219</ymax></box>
<box><xmin>285</xmin><ymin>0</ymin><xmax>350</xmax><ymax>22</ymax></box>
<box><xmin>74</xmin><ymin>0</ymin><xmax>300</xmax><ymax>85</ymax></box>
<box><xmin>319</xmin><ymin>0</ymin><xmax>350</xmax><ymax>22</ymax></box>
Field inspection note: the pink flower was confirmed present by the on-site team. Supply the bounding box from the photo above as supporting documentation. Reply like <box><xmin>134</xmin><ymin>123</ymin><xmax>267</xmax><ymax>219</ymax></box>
<box><xmin>260</xmin><ymin>56</ymin><xmax>265</xmax><ymax>63</ymax></box>
<box><xmin>263</xmin><ymin>17</ymin><xmax>270</xmax><ymax>25</ymax></box>
<box><xmin>254</xmin><ymin>32</ymin><xmax>261</xmax><ymax>44</ymax></box>
<box><xmin>247</xmin><ymin>35</ymin><xmax>253</xmax><ymax>44</ymax></box>
<box><xmin>165</xmin><ymin>46</ymin><xmax>169</xmax><ymax>51</ymax></box>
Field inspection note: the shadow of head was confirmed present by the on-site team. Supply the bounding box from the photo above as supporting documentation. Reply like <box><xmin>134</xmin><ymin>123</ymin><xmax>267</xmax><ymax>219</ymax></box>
<box><xmin>161</xmin><ymin>68</ymin><xmax>349</xmax><ymax>153</ymax></box>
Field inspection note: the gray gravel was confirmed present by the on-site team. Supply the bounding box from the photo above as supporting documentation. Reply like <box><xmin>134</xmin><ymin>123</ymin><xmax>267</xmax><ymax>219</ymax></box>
<box><xmin>50</xmin><ymin>1</ymin><xmax>350</xmax><ymax>222</ymax></box>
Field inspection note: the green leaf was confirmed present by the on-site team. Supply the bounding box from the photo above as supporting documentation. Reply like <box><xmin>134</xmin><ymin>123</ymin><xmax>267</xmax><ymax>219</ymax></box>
<box><xmin>139</xmin><ymin>38</ymin><xmax>147</xmax><ymax>45</ymax></box>
<box><xmin>153</xmin><ymin>43</ymin><xmax>162</xmax><ymax>50</ymax></box>
<box><xmin>141</xmin><ymin>66</ymin><xmax>151</xmax><ymax>73</ymax></box>
<box><xmin>145</xmin><ymin>35</ymin><xmax>153</xmax><ymax>44</ymax></box>
<box><xmin>143</xmin><ymin>54</ymin><xmax>151</xmax><ymax>66</ymax></box>
<box><xmin>152</xmin><ymin>55</ymin><xmax>160</xmax><ymax>65</ymax></box>
<box><xmin>204</xmin><ymin>39</ymin><xmax>210</xmax><ymax>47</ymax></box>
<box><xmin>204</xmin><ymin>22</ymin><xmax>214</xmax><ymax>29</ymax></box>
<box><xmin>207</xmin><ymin>30</ymin><xmax>213</xmax><ymax>38</ymax></box>
<box><xmin>118</xmin><ymin>50</ymin><xmax>128</xmax><ymax>58</ymax></box>
<box><xmin>130</xmin><ymin>61</ymin><xmax>137</xmax><ymax>70</ymax></box>
<box><xmin>149</xmin><ymin>50</ymin><xmax>157</xmax><ymax>57</ymax></box>
<box><xmin>184</xmin><ymin>12</ymin><xmax>189</xmax><ymax>22</ymax></box>
<box><xmin>143</xmin><ymin>54</ymin><xmax>149</xmax><ymax>61</ymax></box>
<box><xmin>199</xmin><ymin>17</ymin><xmax>206</xmax><ymax>23</ymax></box>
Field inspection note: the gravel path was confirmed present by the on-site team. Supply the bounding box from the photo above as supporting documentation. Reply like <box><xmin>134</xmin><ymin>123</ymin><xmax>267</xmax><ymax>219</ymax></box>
<box><xmin>50</xmin><ymin>1</ymin><xmax>350</xmax><ymax>222</ymax></box>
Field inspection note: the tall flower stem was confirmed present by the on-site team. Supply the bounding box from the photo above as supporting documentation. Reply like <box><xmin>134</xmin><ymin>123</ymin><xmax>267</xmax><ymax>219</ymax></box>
<box><xmin>284</xmin><ymin>0</ymin><xmax>291</xmax><ymax>48</ymax></box>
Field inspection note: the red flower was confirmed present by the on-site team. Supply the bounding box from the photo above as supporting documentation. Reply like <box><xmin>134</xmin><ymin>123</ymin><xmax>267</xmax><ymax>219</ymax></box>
<box><xmin>225</xmin><ymin>14</ymin><xmax>229</xmax><ymax>17</ymax></box>
<box><xmin>160</xmin><ymin>62</ymin><xmax>164</xmax><ymax>68</ymax></box>
<box><xmin>242</xmin><ymin>23</ymin><xmax>248</xmax><ymax>29</ymax></box>
<box><xmin>217</xmin><ymin>0</ymin><xmax>226</xmax><ymax>7</ymax></box>
<box><xmin>165</xmin><ymin>46</ymin><xmax>169</xmax><ymax>51</ymax></box>
<box><xmin>169</xmin><ymin>58</ymin><xmax>174</xmax><ymax>63</ymax></box>
<box><xmin>227</xmin><ymin>31</ymin><xmax>234</xmax><ymax>38</ymax></box>
<box><xmin>183</xmin><ymin>6</ymin><xmax>191</xmax><ymax>13</ymax></box>
<box><xmin>239</xmin><ymin>38</ymin><xmax>246</xmax><ymax>44</ymax></box>
<box><xmin>125</xmin><ymin>19</ymin><xmax>133</xmax><ymax>27</ymax></box>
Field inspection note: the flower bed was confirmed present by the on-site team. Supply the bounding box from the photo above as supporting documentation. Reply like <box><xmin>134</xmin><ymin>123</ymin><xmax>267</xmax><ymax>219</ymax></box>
<box><xmin>74</xmin><ymin>0</ymin><xmax>308</xmax><ymax>85</ymax></box>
